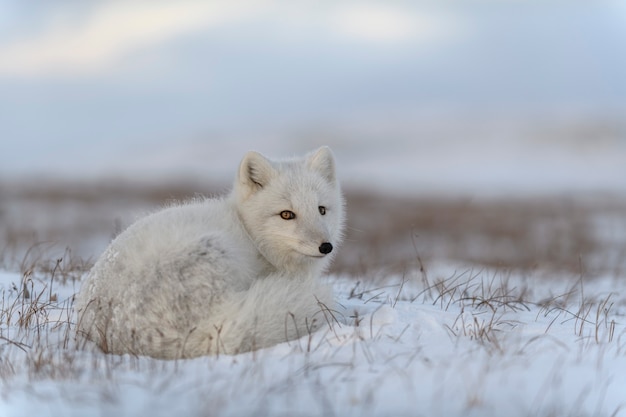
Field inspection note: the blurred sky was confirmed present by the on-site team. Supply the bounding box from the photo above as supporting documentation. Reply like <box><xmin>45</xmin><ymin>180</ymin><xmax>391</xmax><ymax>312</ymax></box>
<box><xmin>1</xmin><ymin>1</ymin><xmax>625</xmax><ymax>194</ymax></box>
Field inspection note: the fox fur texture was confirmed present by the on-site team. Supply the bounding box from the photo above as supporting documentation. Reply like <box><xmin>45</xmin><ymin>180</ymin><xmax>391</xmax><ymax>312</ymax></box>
<box><xmin>75</xmin><ymin>147</ymin><xmax>345</xmax><ymax>359</ymax></box>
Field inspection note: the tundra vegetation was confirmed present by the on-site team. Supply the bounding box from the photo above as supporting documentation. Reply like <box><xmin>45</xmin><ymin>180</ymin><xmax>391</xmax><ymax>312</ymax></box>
<box><xmin>1</xmin><ymin>183</ymin><xmax>625</xmax><ymax>417</ymax></box>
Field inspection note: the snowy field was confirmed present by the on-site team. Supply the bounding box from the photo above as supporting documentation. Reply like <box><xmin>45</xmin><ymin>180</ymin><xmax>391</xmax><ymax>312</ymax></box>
<box><xmin>1</xmin><ymin>258</ymin><xmax>625</xmax><ymax>417</ymax></box>
<box><xmin>1</xmin><ymin>158</ymin><xmax>626</xmax><ymax>417</ymax></box>
<box><xmin>2</xmin><ymin>2</ymin><xmax>626</xmax><ymax>415</ymax></box>
<box><xmin>1</xmin><ymin>186</ymin><xmax>626</xmax><ymax>417</ymax></box>
<box><xmin>1</xmin><ymin>146</ymin><xmax>624</xmax><ymax>417</ymax></box>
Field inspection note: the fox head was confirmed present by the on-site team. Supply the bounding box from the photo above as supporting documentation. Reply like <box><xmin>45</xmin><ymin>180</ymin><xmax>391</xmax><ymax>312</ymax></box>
<box><xmin>234</xmin><ymin>146</ymin><xmax>345</xmax><ymax>274</ymax></box>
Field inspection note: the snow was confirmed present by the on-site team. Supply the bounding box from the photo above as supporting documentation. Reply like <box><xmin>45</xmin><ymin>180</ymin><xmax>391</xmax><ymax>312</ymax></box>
<box><xmin>2</xmin><ymin>265</ymin><xmax>625</xmax><ymax>417</ymax></box>
<box><xmin>1</xmin><ymin>3</ymin><xmax>626</xmax><ymax>415</ymax></box>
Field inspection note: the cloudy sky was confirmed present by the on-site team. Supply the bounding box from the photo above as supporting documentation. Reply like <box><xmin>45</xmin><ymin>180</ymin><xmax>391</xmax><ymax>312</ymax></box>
<box><xmin>1</xmin><ymin>1</ymin><xmax>625</xmax><ymax>190</ymax></box>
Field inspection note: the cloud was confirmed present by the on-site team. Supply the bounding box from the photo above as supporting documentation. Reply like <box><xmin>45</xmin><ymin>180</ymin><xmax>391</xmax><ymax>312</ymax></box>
<box><xmin>328</xmin><ymin>4</ymin><xmax>462</xmax><ymax>45</ymax></box>
<box><xmin>0</xmin><ymin>2</ymin><xmax>465</xmax><ymax>79</ymax></box>
<box><xmin>0</xmin><ymin>1</ymin><xmax>260</xmax><ymax>77</ymax></box>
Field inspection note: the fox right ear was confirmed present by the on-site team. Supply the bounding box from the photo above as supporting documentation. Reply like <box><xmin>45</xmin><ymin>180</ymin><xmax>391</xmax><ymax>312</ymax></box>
<box><xmin>307</xmin><ymin>146</ymin><xmax>337</xmax><ymax>184</ymax></box>
<box><xmin>237</xmin><ymin>151</ymin><xmax>275</xmax><ymax>197</ymax></box>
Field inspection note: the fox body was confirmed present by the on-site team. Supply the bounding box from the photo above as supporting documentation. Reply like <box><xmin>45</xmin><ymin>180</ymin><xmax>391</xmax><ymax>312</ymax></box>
<box><xmin>75</xmin><ymin>147</ymin><xmax>345</xmax><ymax>359</ymax></box>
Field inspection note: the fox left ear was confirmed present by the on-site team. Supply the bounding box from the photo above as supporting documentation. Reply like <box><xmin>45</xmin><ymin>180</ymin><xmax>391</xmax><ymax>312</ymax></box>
<box><xmin>237</xmin><ymin>151</ymin><xmax>276</xmax><ymax>199</ymax></box>
<box><xmin>307</xmin><ymin>146</ymin><xmax>336</xmax><ymax>184</ymax></box>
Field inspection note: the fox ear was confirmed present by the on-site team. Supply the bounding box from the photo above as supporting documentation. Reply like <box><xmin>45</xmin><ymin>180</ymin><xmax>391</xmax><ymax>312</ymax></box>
<box><xmin>307</xmin><ymin>146</ymin><xmax>336</xmax><ymax>183</ymax></box>
<box><xmin>238</xmin><ymin>151</ymin><xmax>275</xmax><ymax>197</ymax></box>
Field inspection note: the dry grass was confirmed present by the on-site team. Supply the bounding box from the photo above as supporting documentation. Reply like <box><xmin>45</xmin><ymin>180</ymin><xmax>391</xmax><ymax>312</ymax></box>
<box><xmin>2</xmin><ymin>180</ymin><xmax>625</xmax><ymax>277</ymax></box>
<box><xmin>1</xmin><ymin>180</ymin><xmax>625</xmax><ymax>364</ymax></box>
<box><xmin>1</xmin><ymin>231</ymin><xmax>625</xmax><ymax>415</ymax></box>
<box><xmin>1</xmin><ymin>174</ymin><xmax>625</xmax><ymax>416</ymax></box>
<box><xmin>341</xmin><ymin>191</ymin><xmax>626</xmax><ymax>278</ymax></box>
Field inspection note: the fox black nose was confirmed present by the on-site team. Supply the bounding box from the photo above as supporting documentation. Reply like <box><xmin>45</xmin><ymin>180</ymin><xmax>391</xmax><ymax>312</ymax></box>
<box><xmin>319</xmin><ymin>242</ymin><xmax>333</xmax><ymax>255</ymax></box>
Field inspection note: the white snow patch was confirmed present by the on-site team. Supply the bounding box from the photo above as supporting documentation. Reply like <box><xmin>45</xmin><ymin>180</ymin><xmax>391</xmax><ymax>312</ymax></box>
<box><xmin>1</xmin><ymin>266</ymin><xmax>625</xmax><ymax>417</ymax></box>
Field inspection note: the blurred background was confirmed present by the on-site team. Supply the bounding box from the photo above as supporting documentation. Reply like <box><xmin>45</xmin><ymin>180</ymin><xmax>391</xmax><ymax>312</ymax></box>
<box><xmin>2</xmin><ymin>0</ymin><xmax>625</xmax><ymax>193</ymax></box>
<box><xmin>1</xmin><ymin>1</ymin><xmax>625</xmax><ymax>274</ymax></box>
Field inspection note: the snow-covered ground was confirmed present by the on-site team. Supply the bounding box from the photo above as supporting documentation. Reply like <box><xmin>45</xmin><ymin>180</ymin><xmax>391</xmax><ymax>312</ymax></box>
<box><xmin>1</xmin><ymin>263</ymin><xmax>625</xmax><ymax>417</ymax></box>
<box><xmin>1</xmin><ymin>3</ymin><xmax>625</xmax><ymax>415</ymax></box>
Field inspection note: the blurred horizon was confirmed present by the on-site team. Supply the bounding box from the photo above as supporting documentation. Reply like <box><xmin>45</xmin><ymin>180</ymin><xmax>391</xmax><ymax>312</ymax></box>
<box><xmin>1</xmin><ymin>1</ymin><xmax>625</xmax><ymax>195</ymax></box>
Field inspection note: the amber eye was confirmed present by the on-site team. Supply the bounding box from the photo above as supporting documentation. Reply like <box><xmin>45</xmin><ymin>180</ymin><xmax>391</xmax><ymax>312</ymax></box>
<box><xmin>318</xmin><ymin>206</ymin><xmax>326</xmax><ymax>215</ymax></box>
<box><xmin>280</xmin><ymin>210</ymin><xmax>296</xmax><ymax>220</ymax></box>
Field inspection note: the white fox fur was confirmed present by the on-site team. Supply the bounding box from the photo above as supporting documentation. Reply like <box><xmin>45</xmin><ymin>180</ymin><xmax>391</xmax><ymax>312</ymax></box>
<box><xmin>75</xmin><ymin>147</ymin><xmax>345</xmax><ymax>359</ymax></box>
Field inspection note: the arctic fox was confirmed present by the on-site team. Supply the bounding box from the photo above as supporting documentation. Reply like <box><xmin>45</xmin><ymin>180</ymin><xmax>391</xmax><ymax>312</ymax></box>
<box><xmin>75</xmin><ymin>147</ymin><xmax>345</xmax><ymax>359</ymax></box>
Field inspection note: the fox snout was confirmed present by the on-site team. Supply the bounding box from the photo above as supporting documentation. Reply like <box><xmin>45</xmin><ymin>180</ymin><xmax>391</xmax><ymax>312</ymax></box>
<box><xmin>319</xmin><ymin>242</ymin><xmax>333</xmax><ymax>255</ymax></box>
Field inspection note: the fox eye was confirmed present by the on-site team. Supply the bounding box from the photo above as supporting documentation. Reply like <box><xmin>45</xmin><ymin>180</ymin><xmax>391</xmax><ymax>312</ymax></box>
<box><xmin>318</xmin><ymin>206</ymin><xmax>326</xmax><ymax>215</ymax></box>
<box><xmin>280</xmin><ymin>210</ymin><xmax>296</xmax><ymax>220</ymax></box>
